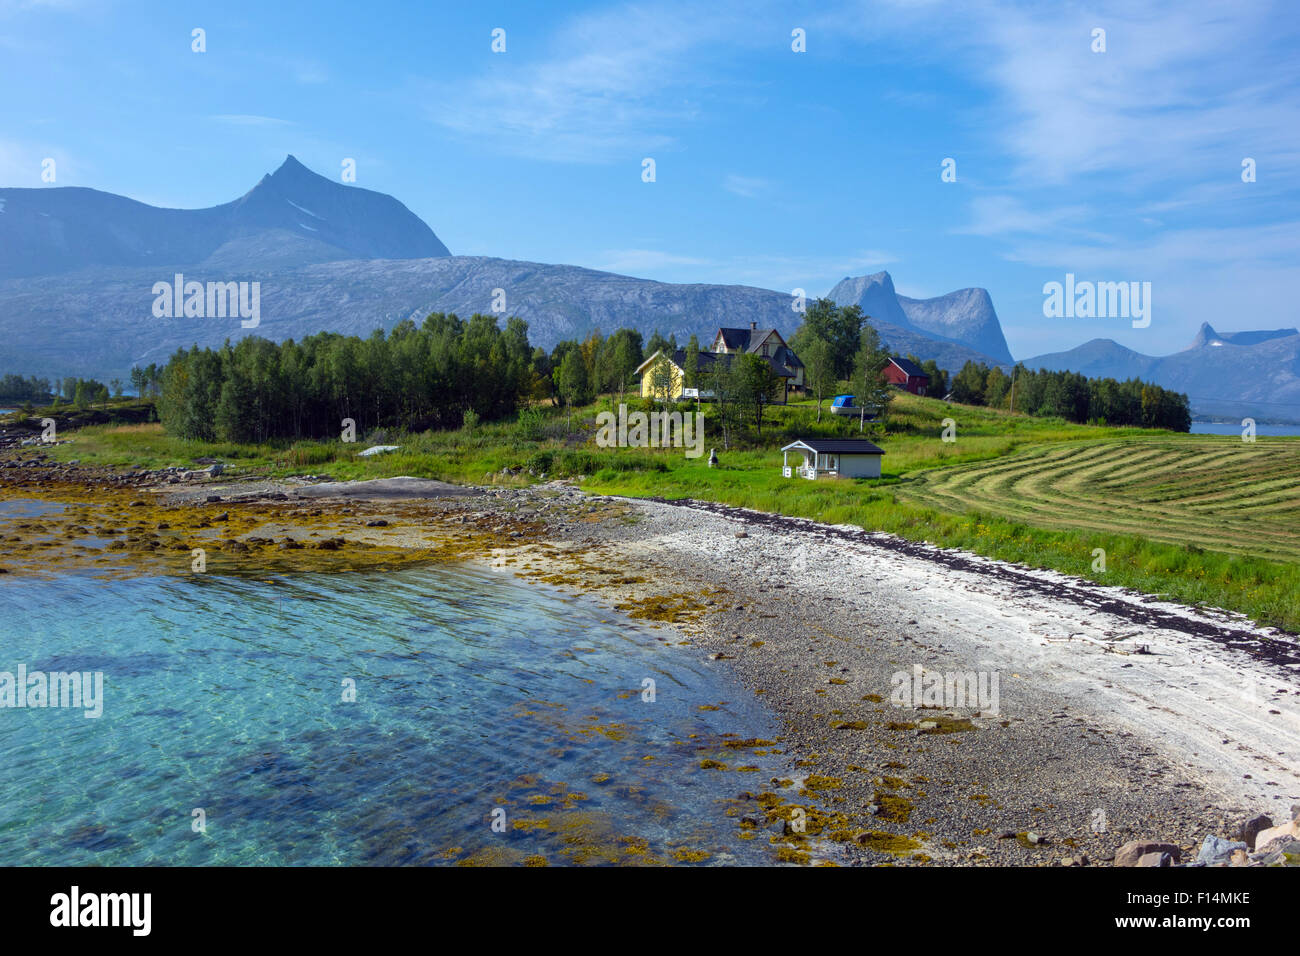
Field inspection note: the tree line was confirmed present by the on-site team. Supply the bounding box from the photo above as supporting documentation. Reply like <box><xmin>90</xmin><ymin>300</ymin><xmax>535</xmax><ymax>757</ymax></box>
<box><xmin>157</xmin><ymin>314</ymin><xmax>536</xmax><ymax>442</ymax></box>
<box><xmin>0</xmin><ymin>374</ymin><xmax>54</xmax><ymax>403</ymax></box>
<box><xmin>947</xmin><ymin>360</ymin><xmax>1191</xmax><ymax>430</ymax></box>
<box><xmin>70</xmin><ymin>298</ymin><xmax>1191</xmax><ymax>443</ymax></box>
<box><xmin>0</xmin><ymin>373</ymin><xmax>134</xmax><ymax>407</ymax></box>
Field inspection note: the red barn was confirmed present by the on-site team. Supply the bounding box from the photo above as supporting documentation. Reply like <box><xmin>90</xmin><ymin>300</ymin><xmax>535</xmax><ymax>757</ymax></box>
<box><xmin>883</xmin><ymin>356</ymin><xmax>930</xmax><ymax>395</ymax></box>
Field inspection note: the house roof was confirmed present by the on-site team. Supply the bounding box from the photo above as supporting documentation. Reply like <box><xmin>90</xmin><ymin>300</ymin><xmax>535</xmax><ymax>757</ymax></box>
<box><xmin>781</xmin><ymin>439</ymin><xmax>885</xmax><ymax>455</ymax></box>
<box><xmin>634</xmin><ymin>348</ymin><xmax>679</xmax><ymax>376</ymax></box>
<box><xmin>715</xmin><ymin>327</ymin><xmax>752</xmax><ymax>350</ymax></box>
<box><xmin>715</xmin><ymin>326</ymin><xmax>787</xmax><ymax>352</ymax></box>
<box><xmin>770</xmin><ymin>344</ymin><xmax>804</xmax><ymax>369</ymax></box>
<box><xmin>889</xmin><ymin>356</ymin><xmax>929</xmax><ymax>379</ymax></box>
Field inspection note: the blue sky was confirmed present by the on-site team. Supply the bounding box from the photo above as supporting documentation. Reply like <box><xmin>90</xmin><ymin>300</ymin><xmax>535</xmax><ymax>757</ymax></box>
<box><xmin>2</xmin><ymin>0</ymin><xmax>1297</xmax><ymax>358</ymax></box>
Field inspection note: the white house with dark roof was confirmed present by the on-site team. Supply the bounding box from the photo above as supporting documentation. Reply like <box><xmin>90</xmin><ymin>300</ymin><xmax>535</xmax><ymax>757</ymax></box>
<box><xmin>781</xmin><ymin>438</ymin><xmax>884</xmax><ymax>479</ymax></box>
<box><xmin>710</xmin><ymin>322</ymin><xmax>805</xmax><ymax>390</ymax></box>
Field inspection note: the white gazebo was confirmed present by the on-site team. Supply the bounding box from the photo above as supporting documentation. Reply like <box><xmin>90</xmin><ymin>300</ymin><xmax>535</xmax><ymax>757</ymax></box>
<box><xmin>781</xmin><ymin>438</ymin><xmax>884</xmax><ymax>480</ymax></box>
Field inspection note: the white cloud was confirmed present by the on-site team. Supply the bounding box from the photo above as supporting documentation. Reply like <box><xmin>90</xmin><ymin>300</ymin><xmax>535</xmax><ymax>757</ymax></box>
<box><xmin>291</xmin><ymin>60</ymin><xmax>328</xmax><ymax>85</ymax></box>
<box><xmin>722</xmin><ymin>174</ymin><xmax>770</xmax><ymax>198</ymax></box>
<box><xmin>209</xmin><ymin>115</ymin><xmax>293</xmax><ymax>128</ymax></box>
<box><xmin>425</xmin><ymin>1</ymin><xmax>764</xmax><ymax>162</ymax></box>
<box><xmin>827</xmin><ymin>0</ymin><xmax>1300</xmax><ymax>186</ymax></box>
<box><xmin>954</xmin><ymin>194</ymin><xmax>1104</xmax><ymax>240</ymax></box>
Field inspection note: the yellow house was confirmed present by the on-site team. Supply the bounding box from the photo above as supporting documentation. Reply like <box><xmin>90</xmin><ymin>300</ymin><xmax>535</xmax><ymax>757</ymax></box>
<box><xmin>634</xmin><ymin>348</ymin><xmax>793</xmax><ymax>403</ymax></box>
<box><xmin>635</xmin><ymin>350</ymin><xmax>687</xmax><ymax>400</ymax></box>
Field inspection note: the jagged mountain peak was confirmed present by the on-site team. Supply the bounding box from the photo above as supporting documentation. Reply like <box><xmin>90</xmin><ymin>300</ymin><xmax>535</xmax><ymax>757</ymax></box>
<box><xmin>1189</xmin><ymin>322</ymin><xmax>1298</xmax><ymax>349</ymax></box>
<box><xmin>827</xmin><ymin>271</ymin><xmax>1013</xmax><ymax>364</ymax></box>
<box><xmin>0</xmin><ymin>155</ymin><xmax>450</xmax><ymax>279</ymax></box>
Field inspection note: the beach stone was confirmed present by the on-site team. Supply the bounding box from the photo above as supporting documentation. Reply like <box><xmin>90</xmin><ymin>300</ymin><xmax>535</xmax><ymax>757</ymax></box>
<box><xmin>1230</xmin><ymin>849</ymin><xmax>1249</xmax><ymax>866</ymax></box>
<box><xmin>1233</xmin><ymin>814</ymin><xmax>1272</xmax><ymax>849</ymax></box>
<box><xmin>1116</xmin><ymin>840</ymin><xmax>1181</xmax><ymax>867</ymax></box>
<box><xmin>1196</xmin><ymin>835</ymin><xmax>1246</xmax><ymax>865</ymax></box>
<box><xmin>1136</xmin><ymin>851</ymin><xmax>1173</xmax><ymax>867</ymax></box>
<box><xmin>1253</xmin><ymin>820</ymin><xmax>1299</xmax><ymax>853</ymax></box>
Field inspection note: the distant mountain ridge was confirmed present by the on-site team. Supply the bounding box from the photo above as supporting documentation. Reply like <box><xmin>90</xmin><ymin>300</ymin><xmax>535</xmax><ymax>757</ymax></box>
<box><xmin>1025</xmin><ymin>323</ymin><xmax>1300</xmax><ymax>423</ymax></box>
<box><xmin>827</xmin><ymin>271</ymin><xmax>1014</xmax><ymax>364</ymax></box>
<box><xmin>1189</xmin><ymin>323</ymin><xmax>1299</xmax><ymax>349</ymax></box>
<box><xmin>0</xmin><ymin>157</ymin><xmax>1007</xmax><ymax>381</ymax></box>
<box><xmin>6</xmin><ymin>156</ymin><xmax>1293</xmax><ymax>424</ymax></box>
<box><xmin>0</xmin><ymin>255</ymin><xmax>1006</xmax><ymax>381</ymax></box>
<box><xmin>0</xmin><ymin>155</ymin><xmax>449</xmax><ymax>279</ymax></box>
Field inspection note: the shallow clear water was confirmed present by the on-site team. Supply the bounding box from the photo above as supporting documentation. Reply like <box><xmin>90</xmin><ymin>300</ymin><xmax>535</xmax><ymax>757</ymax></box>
<box><xmin>0</xmin><ymin>564</ymin><xmax>785</xmax><ymax>865</ymax></box>
<box><xmin>1190</xmin><ymin>422</ymin><xmax>1300</xmax><ymax>436</ymax></box>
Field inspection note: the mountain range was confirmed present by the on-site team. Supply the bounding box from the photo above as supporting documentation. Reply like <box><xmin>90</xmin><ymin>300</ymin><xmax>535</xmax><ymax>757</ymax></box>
<box><xmin>0</xmin><ymin>155</ymin><xmax>448</xmax><ymax>279</ymax></box>
<box><xmin>1</xmin><ymin>156</ymin><xmax>1294</xmax><ymax>421</ymax></box>
<box><xmin>0</xmin><ymin>156</ymin><xmax>1004</xmax><ymax>379</ymax></box>
<box><xmin>1023</xmin><ymin>324</ymin><xmax>1300</xmax><ymax>422</ymax></box>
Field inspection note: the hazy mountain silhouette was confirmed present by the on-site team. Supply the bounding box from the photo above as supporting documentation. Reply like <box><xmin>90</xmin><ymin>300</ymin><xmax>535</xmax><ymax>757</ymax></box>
<box><xmin>0</xmin><ymin>155</ymin><xmax>449</xmax><ymax>279</ymax></box>
<box><xmin>1025</xmin><ymin>323</ymin><xmax>1300</xmax><ymax>422</ymax></box>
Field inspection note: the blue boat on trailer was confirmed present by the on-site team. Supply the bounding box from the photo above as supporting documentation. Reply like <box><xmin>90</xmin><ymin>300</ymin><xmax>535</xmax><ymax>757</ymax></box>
<box><xmin>830</xmin><ymin>394</ymin><xmax>877</xmax><ymax>419</ymax></box>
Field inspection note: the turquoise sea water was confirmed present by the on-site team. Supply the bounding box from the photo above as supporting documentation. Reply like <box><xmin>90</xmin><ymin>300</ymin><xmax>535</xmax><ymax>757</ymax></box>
<box><xmin>0</xmin><ymin>562</ymin><xmax>785</xmax><ymax>865</ymax></box>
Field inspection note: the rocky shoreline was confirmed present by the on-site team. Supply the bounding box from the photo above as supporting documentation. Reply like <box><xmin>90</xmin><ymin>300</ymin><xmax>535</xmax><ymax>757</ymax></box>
<box><xmin>2</xmin><ymin>449</ymin><xmax>1296</xmax><ymax>866</ymax></box>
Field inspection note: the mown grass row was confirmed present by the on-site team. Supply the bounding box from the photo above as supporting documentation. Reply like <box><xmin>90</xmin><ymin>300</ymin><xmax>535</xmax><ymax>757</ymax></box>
<box><xmin>898</xmin><ymin>439</ymin><xmax>1300</xmax><ymax>563</ymax></box>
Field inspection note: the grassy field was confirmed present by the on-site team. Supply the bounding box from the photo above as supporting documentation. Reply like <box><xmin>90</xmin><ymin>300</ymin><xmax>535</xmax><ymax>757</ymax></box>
<box><xmin>898</xmin><ymin>439</ymin><xmax>1300</xmax><ymax>563</ymax></box>
<box><xmin>15</xmin><ymin>392</ymin><xmax>1300</xmax><ymax>631</ymax></box>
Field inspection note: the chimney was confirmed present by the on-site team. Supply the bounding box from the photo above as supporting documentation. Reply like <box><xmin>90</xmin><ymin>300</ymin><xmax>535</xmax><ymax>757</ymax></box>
<box><xmin>750</xmin><ymin>321</ymin><xmax>757</xmax><ymax>331</ymax></box>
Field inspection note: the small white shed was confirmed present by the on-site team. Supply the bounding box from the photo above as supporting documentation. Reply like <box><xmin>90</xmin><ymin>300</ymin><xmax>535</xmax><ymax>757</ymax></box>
<box><xmin>781</xmin><ymin>438</ymin><xmax>884</xmax><ymax>480</ymax></box>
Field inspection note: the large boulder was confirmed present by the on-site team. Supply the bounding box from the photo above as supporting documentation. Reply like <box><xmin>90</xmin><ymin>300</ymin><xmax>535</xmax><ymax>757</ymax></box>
<box><xmin>1253</xmin><ymin>819</ymin><xmax>1300</xmax><ymax>854</ymax></box>
<box><xmin>1196</xmin><ymin>835</ymin><xmax>1247</xmax><ymax>866</ymax></box>
<box><xmin>1233</xmin><ymin>814</ymin><xmax>1273</xmax><ymax>850</ymax></box>
<box><xmin>1116</xmin><ymin>840</ymin><xmax>1182</xmax><ymax>867</ymax></box>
